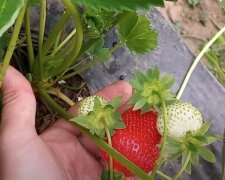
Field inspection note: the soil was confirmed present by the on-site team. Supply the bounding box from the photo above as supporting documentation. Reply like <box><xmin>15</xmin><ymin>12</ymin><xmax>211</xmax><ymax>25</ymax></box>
<box><xmin>158</xmin><ymin>0</ymin><xmax>225</xmax><ymax>55</ymax></box>
<box><xmin>35</xmin><ymin>75</ymin><xmax>89</xmax><ymax>134</ymax></box>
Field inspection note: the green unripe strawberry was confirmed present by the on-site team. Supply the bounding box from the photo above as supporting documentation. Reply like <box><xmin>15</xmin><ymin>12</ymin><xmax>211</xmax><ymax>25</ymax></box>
<box><xmin>157</xmin><ymin>100</ymin><xmax>203</xmax><ymax>141</ymax></box>
<box><xmin>77</xmin><ymin>95</ymin><xmax>107</xmax><ymax>115</ymax></box>
<box><xmin>71</xmin><ymin>95</ymin><xmax>125</xmax><ymax>137</ymax></box>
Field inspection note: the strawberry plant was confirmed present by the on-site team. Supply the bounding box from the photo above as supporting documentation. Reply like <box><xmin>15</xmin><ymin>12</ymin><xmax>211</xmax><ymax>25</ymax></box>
<box><xmin>0</xmin><ymin>0</ymin><xmax>224</xmax><ymax>179</ymax></box>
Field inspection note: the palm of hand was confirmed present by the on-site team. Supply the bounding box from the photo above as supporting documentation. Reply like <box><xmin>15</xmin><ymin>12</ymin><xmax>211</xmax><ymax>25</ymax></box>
<box><xmin>0</xmin><ymin>66</ymin><xmax>132</xmax><ymax>180</ymax></box>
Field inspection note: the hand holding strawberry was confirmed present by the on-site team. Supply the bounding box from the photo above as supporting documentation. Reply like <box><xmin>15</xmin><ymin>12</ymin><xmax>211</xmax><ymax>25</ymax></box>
<box><xmin>70</xmin><ymin>67</ymin><xmax>220</xmax><ymax>180</ymax></box>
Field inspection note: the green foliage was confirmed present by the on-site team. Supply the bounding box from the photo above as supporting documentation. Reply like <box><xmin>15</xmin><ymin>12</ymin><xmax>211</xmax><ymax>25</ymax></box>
<box><xmin>0</xmin><ymin>0</ymin><xmax>25</xmax><ymax>37</ymax></box>
<box><xmin>129</xmin><ymin>67</ymin><xmax>175</xmax><ymax>112</ymax></box>
<box><xmin>205</xmin><ymin>35</ymin><xmax>225</xmax><ymax>87</ymax></box>
<box><xmin>0</xmin><ymin>32</ymin><xmax>10</xmax><ymax>60</ymax></box>
<box><xmin>70</xmin><ymin>96</ymin><xmax>125</xmax><ymax>137</ymax></box>
<box><xmin>73</xmin><ymin>0</ymin><xmax>164</xmax><ymax>12</ymax></box>
<box><xmin>83</xmin><ymin>8</ymin><xmax>117</xmax><ymax>38</ymax></box>
<box><xmin>118</xmin><ymin>12</ymin><xmax>158</xmax><ymax>54</ymax></box>
<box><xmin>86</xmin><ymin>38</ymin><xmax>111</xmax><ymax>62</ymax></box>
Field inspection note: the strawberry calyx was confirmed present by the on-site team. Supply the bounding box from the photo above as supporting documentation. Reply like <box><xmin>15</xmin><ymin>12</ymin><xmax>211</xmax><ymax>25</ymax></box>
<box><xmin>70</xmin><ymin>96</ymin><xmax>126</xmax><ymax>138</ymax></box>
<box><xmin>129</xmin><ymin>67</ymin><xmax>175</xmax><ymax>113</ymax></box>
<box><xmin>165</xmin><ymin>120</ymin><xmax>221</xmax><ymax>177</ymax></box>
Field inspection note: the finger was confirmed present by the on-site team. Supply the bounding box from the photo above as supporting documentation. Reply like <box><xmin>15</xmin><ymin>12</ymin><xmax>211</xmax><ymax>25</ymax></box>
<box><xmin>69</xmin><ymin>80</ymin><xmax>133</xmax><ymax>115</ymax></box>
<box><xmin>0</xmin><ymin>66</ymin><xmax>36</xmax><ymax>134</ymax></box>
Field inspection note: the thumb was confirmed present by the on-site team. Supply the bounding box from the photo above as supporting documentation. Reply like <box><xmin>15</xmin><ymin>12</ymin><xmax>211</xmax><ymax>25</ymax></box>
<box><xmin>0</xmin><ymin>66</ymin><xmax>36</xmax><ymax>134</ymax></box>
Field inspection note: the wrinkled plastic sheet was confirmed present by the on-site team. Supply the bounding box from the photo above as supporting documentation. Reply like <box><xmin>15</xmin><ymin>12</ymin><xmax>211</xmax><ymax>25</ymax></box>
<box><xmin>31</xmin><ymin>1</ymin><xmax>225</xmax><ymax>179</ymax></box>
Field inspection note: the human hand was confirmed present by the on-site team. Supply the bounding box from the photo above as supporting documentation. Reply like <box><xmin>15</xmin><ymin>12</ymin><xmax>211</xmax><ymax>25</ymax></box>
<box><xmin>0</xmin><ymin>66</ymin><xmax>132</xmax><ymax>180</ymax></box>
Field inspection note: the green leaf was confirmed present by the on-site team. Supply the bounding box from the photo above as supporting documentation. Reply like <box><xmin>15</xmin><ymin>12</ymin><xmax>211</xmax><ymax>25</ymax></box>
<box><xmin>118</xmin><ymin>12</ymin><xmax>157</xmax><ymax>54</ymax></box>
<box><xmin>86</xmin><ymin>38</ymin><xmax>111</xmax><ymax>62</ymax></box>
<box><xmin>199</xmin><ymin>147</ymin><xmax>216</xmax><ymax>163</ymax></box>
<box><xmin>83</xmin><ymin>8</ymin><xmax>117</xmax><ymax>36</ymax></box>
<box><xmin>0</xmin><ymin>0</ymin><xmax>25</xmax><ymax>37</ymax></box>
<box><xmin>133</xmin><ymin>98</ymin><xmax>147</xmax><ymax>110</ymax></box>
<box><xmin>0</xmin><ymin>32</ymin><xmax>10</xmax><ymax>61</ymax></box>
<box><xmin>73</xmin><ymin>0</ymin><xmax>164</xmax><ymax>12</ymax></box>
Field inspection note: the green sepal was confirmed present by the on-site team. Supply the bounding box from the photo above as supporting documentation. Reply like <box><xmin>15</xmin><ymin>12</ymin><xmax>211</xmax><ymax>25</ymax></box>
<box><xmin>133</xmin><ymin>98</ymin><xmax>147</xmax><ymax>110</ymax></box>
<box><xmin>165</xmin><ymin>136</ymin><xmax>182</xmax><ymax>154</ymax></box>
<box><xmin>198</xmin><ymin>147</ymin><xmax>216</xmax><ymax>163</ymax></box>
<box><xmin>70</xmin><ymin>96</ymin><xmax>126</xmax><ymax>138</ymax></box>
<box><xmin>129</xmin><ymin>67</ymin><xmax>176</xmax><ymax>112</ymax></box>
<box><xmin>190</xmin><ymin>152</ymin><xmax>199</xmax><ymax>166</ymax></box>
<box><xmin>110</xmin><ymin>96</ymin><xmax>122</xmax><ymax>110</ymax></box>
<box><xmin>185</xmin><ymin>161</ymin><xmax>192</xmax><ymax>175</ymax></box>
<box><xmin>194</xmin><ymin>120</ymin><xmax>212</xmax><ymax>136</ymax></box>
<box><xmin>118</xmin><ymin>12</ymin><xmax>157</xmax><ymax>54</ymax></box>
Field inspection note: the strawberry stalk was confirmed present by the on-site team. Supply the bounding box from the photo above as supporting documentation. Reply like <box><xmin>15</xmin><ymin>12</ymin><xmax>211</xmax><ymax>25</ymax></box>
<box><xmin>104</xmin><ymin>122</ymin><xmax>114</xmax><ymax>180</ymax></box>
<box><xmin>156</xmin><ymin>170</ymin><xmax>172</xmax><ymax>180</ymax></box>
<box><xmin>150</xmin><ymin>99</ymin><xmax>168</xmax><ymax>178</ymax></box>
<box><xmin>0</xmin><ymin>2</ymin><xmax>27</xmax><ymax>87</ymax></box>
<box><xmin>176</xmin><ymin>24</ymin><xmax>225</xmax><ymax>99</ymax></box>
<box><xmin>47</xmin><ymin>87</ymin><xmax>75</xmax><ymax>106</ymax></box>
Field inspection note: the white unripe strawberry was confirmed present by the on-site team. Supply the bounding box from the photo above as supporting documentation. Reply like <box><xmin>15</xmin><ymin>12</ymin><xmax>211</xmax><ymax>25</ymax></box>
<box><xmin>157</xmin><ymin>100</ymin><xmax>203</xmax><ymax>141</ymax></box>
<box><xmin>77</xmin><ymin>95</ymin><xmax>107</xmax><ymax>115</ymax></box>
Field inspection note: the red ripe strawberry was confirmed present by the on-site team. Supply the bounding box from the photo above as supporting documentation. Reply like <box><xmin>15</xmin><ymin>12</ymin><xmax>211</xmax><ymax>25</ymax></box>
<box><xmin>100</xmin><ymin>108</ymin><xmax>161</xmax><ymax>177</ymax></box>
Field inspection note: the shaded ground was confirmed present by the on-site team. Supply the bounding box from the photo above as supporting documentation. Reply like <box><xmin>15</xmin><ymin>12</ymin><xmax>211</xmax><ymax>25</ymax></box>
<box><xmin>159</xmin><ymin>0</ymin><xmax>225</xmax><ymax>53</ymax></box>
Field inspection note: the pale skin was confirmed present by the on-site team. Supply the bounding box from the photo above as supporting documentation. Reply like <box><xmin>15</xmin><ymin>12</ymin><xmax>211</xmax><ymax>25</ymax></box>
<box><xmin>0</xmin><ymin>66</ymin><xmax>132</xmax><ymax>180</ymax></box>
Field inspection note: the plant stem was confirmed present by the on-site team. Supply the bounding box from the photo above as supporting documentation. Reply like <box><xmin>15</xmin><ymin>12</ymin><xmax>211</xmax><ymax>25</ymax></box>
<box><xmin>51</xmin><ymin>29</ymin><xmax>77</xmax><ymax>56</ymax></box>
<box><xmin>42</xmin><ymin>12</ymin><xmax>70</xmax><ymax>55</ymax></box>
<box><xmin>48</xmin><ymin>0</ymin><xmax>83</xmax><ymax>78</ymax></box>
<box><xmin>176</xmin><ymin>25</ymin><xmax>225</xmax><ymax>99</ymax></box>
<box><xmin>104</xmin><ymin>122</ymin><xmax>114</xmax><ymax>180</ymax></box>
<box><xmin>38</xmin><ymin>0</ymin><xmax>47</xmax><ymax>79</ymax></box>
<box><xmin>25</xmin><ymin>8</ymin><xmax>34</xmax><ymax>70</ymax></box>
<box><xmin>47</xmin><ymin>87</ymin><xmax>75</xmax><ymax>106</ymax></box>
<box><xmin>53</xmin><ymin>32</ymin><xmax>62</xmax><ymax>54</ymax></box>
<box><xmin>0</xmin><ymin>4</ymin><xmax>26</xmax><ymax>87</ymax></box>
<box><xmin>173</xmin><ymin>151</ymin><xmax>191</xmax><ymax>180</ymax></box>
<box><xmin>60</xmin><ymin>43</ymin><xmax>123</xmax><ymax>80</ymax></box>
<box><xmin>150</xmin><ymin>100</ymin><xmax>168</xmax><ymax>178</ymax></box>
<box><xmin>37</xmin><ymin>86</ymin><xmax>150</xmax><ymax>179</ymax></box>
<box><xmin>60</xmin><ymin>59</ymin><xmax>98</xmax><ymax>80</ymax></box>
<box><xmin>156</xmin><ymin>170</ymin><xmax>172</xmax><ymax>180</ymax></box>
